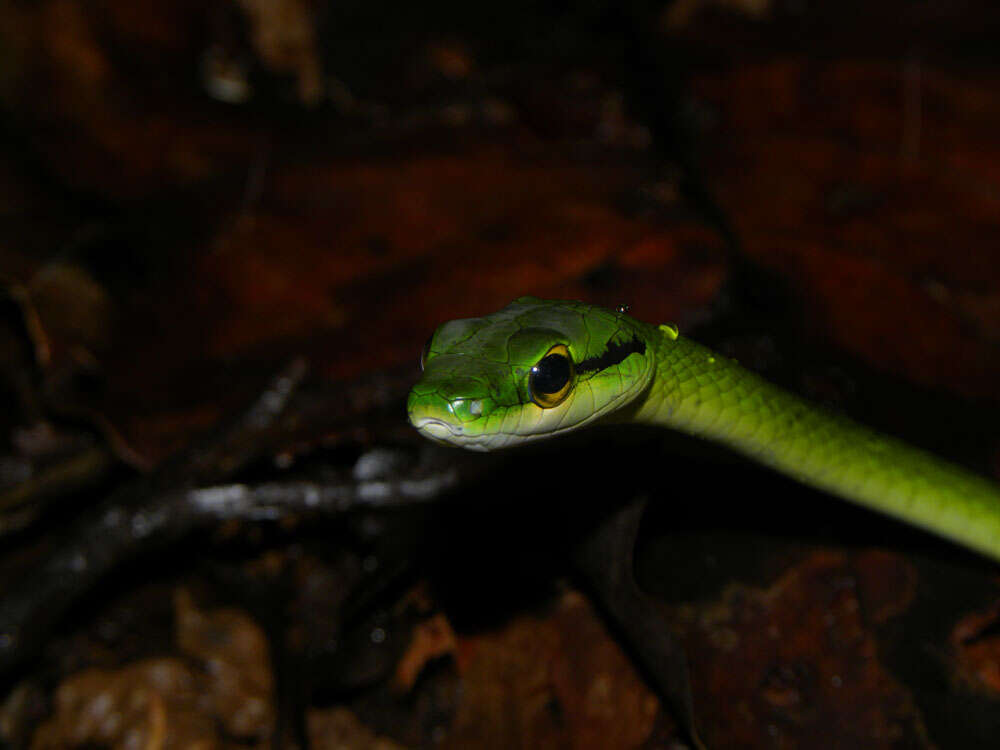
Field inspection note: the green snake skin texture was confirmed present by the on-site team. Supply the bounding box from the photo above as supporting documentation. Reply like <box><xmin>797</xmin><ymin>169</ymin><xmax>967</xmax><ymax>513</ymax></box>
<box><xmin>410</xmin><ymin>298</ymin><xmax>1000</xmax><ymax>562</ymax></box>
<box><xmin>629</xmin><ymin>324</ymin><xmax>1000</xmax><ymax>560</ymax></box>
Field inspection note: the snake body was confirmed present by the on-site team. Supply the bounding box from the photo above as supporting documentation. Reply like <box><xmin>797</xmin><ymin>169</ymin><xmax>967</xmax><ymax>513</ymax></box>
<box><xmin>408</xmin><ymin>297</ymin><xmax>1000</xmax><ymax>561</ymax></box>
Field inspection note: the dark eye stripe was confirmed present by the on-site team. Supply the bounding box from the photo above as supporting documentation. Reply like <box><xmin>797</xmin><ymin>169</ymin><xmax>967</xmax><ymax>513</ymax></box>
<box><xmin>575</xmin><ymin>334</ymin><xmax>646</xmax><ymax>374</ymax></box>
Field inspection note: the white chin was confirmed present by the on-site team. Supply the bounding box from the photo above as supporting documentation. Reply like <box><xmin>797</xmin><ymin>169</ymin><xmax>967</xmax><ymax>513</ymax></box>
<box><xmin>412</xmin><ymin>418</ymin><xmax>514</xmax><ymax>452</ymax></box>
<box><xmin>414</xmin><ymin>418</ymin><xmax>456</xmax><ymax>442</ymax></box>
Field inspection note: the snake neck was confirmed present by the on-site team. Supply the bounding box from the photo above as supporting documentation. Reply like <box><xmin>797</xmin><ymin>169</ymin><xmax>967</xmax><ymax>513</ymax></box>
<box><xmin>626</xmin><ymin>328</ymin><xmax>762</xmax><ymax>438</ymax></box>
<box><xmin>624</xmin><ymin>326</ymin><xmax>783</xmax><ymax>445</ymax></box>
<box><xmin>619</xmin><ymin>324</ymin><xmax>1000</xmax><ymax>562</ymax></box>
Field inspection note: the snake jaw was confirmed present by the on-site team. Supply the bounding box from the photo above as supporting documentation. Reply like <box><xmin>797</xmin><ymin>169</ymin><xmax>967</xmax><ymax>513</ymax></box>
<box><xmin>409</xmin><ymin>415</ymin><xmax>497</xmax><ymax>451</ymax></box>
<box><xmin>411</xmin><ymin>416</ymin><xmax>464</xmax><ymax>444</ymax></box>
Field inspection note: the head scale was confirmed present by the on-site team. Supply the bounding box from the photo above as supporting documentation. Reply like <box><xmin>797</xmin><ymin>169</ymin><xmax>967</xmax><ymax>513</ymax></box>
<box><xmin>407</xmin><ymin>297</ymin><xmax>656</xmax><ymax>450</ymax></box>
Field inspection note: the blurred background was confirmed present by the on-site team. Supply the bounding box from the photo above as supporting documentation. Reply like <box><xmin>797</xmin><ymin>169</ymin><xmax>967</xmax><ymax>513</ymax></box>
<box><xmin>2</xmin><ymin>1</ymin><xmax>1000</xmax><ymax>747</ymax></box>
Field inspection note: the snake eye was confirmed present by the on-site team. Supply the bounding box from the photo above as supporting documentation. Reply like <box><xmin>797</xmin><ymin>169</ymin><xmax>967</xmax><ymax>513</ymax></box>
<box><xmin>420</xmin><ymin>336</ymin><xmax>433</xmax><ymax>371</ymax></box>
<box><xmin>529</xmin><ymin>344</ymin><xmax>574</xmax><ymax>408</ymax></box>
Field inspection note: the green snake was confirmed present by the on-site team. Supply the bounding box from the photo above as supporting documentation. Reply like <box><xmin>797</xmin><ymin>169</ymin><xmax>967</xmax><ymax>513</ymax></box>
<box><xmin>408</xmin><ymin>297</ymin><xmax>1000</xmax><ymax>561</ymax></box>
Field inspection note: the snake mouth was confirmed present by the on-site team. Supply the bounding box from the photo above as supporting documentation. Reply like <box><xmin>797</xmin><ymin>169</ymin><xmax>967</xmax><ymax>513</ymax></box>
<box><xmin>411</xmin><ymin>415</ymin><xmax>501</xmax><ymax>451</ymax></box>
<box><xmin>412</xmin><ymin>417</ymin><xmax>462</xmax><ymax>443</ymax></box>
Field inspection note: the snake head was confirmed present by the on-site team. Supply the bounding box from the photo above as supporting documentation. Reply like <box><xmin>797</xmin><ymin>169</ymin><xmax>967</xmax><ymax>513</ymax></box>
<box><xmin>407</xmin><ymin>297</ymin><xmax>657</xmax><ymax>450</ymax></box>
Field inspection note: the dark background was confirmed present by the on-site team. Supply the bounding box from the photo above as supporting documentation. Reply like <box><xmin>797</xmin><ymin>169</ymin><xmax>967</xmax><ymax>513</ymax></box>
<box><xmin>2</xmin><ymin>1</ymin><xmax>1000</xmax><ymax>747</ymax></box>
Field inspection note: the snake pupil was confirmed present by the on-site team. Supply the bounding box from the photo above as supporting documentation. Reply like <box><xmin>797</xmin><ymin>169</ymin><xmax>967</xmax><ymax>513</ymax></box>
<box><xmin>531</xmin><ymin>354</ymin><xmax>570</xmax><ymax>394</ymax></box>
